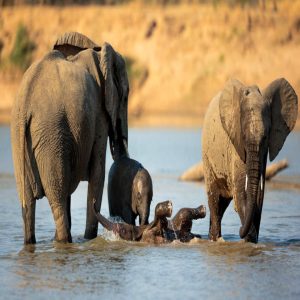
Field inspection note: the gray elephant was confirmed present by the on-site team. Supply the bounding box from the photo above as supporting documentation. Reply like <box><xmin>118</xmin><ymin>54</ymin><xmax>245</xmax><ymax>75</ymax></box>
<box><xmin>108</xmin><ymin>156</ymin><xmax>153</xmax><ymax>225</ymax></box>
<box><xmin>11</xmin><ymin>32</ymin><xmax>129</xmax><ymax>244</ymax></box>
<box><xmin>202</xmin><ymin>78</ymin><xmax>298</xmax><ymax>243</ymax></box>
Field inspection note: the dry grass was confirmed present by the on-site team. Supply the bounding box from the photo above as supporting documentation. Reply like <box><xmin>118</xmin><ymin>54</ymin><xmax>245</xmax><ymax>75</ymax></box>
<box><xmin>0</xmin><ymin>1</ymin><xmax>300</xmax><ymax>128</ymax></box>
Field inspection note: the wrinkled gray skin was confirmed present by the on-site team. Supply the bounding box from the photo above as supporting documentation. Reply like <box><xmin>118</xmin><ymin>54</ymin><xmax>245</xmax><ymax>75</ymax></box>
<box><xmin>108</xmin><ymin>156</ymin><xmax>153</xmax><ymax>226</ymax></box>
<box><xmin>11</xmin><ymin>32</ymin><xmax>129</xmax><ymax>244</ymax></box>
<box><xmin>202</xmin><ymin>78</ymin><xmax>298</xmax><ymax>243</ymax></box>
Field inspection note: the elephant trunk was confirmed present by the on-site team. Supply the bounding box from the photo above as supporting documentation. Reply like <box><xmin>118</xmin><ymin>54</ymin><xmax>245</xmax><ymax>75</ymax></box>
<box><xmin>93</xmin><ymin>200</ymin><xmax>144</xmax><ymax>241</ymax></box>
<box><xmin>254</xmin><ymin>155</ymin><xmax>267</xmax><ymax>240</ymax></box>
<box><xmin>192</xmin><ymin>205</ymin><xmax>206</xmax><ymax>220</ymax></box>
<box><xmin>93</xmin><ymin>209</ymin><xmax>115</xmax><ymax>232</ymax></box>
<box><xmin>109</xmin><ymin>118</ymin><xmax>129</xmax><ymax>161</ymax></box>
<box><xmin>139</xmin><ymin>211</ymin><xmax>150</xmax><ymax>226</ymax></box>
<box><xmin>239</xmin><ymin>148</ymin><xmax>260</xmax><ymax>240</ymax></box>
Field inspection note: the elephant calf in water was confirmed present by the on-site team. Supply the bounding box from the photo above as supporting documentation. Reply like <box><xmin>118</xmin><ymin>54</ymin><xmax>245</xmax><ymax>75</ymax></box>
<box><xmin>93</xmin><ymin>200</ymin><xmax>206</xmax><ymax>243</ymax></box>
<box><xmin>108</xmin><ymin>156</ymin><xmax>153</xmax><ymax>225</ymax></box>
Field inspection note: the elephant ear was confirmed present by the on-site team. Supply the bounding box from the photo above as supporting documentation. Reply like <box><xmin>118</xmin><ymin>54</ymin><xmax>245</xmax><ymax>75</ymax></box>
<box><xmin>219</xmin><ymin>79</ymin><xmax>246</xmax><ymax>162</ymax></box>
<box><xmin>263</xmin><ymin>78</ymin><xmax>298</xmax><ymax>161</ymax></box>
<box><xmin>53</xmin><ymin>32</ymin><xmax>101</xmax><ymax>57</ymax></box>
<box><xmin>99</xmin><ymin>43</ymin><xmax>119</xmax><ymax>135</ymax></box>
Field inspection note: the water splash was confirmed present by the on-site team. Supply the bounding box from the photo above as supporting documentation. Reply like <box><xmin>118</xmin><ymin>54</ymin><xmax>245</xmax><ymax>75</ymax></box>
<box><xmin>109</xmin><ymin>216</ymin><xmax>125</xmax><ymax>223</ymax></box>
<box><xmin>101</xmin><ymin>216</ymin><xmax>125</xmax><ymax>241</ymax></box>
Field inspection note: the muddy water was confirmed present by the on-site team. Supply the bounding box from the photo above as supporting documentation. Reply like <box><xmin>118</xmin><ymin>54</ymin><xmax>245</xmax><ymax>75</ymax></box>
<box><xmin>0</xmin><ymin>126</ymin><xmax>299</xmax><ymax>299</ymax></box>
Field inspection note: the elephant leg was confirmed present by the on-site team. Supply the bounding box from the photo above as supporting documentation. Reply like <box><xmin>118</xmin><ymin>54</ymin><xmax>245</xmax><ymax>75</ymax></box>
<box><xmin>66</xmin><ymin>195</ymin><xmax>71</xmax><ymax>230</ymax></box>
<box><xmin>54</xmin><ymin>196</ymin><xmax>71</xmax><ymax>240</ymax></box>
<box><xmin>208</xmin><ymin>192</ymin><xmax>220</xmax><ymax>241</ymax></box>
<box><xmin>209</xmin><ymin>193</ymin><xmax>231</xmax><ymax>241</ymax></box>
<box><xmin>122</xmin><ymin>206</ymin><xmax>136</xmax><ymax>225</ymax></box>
<box><xmin>22</xmin><ymin>196</ymin><xmax>36</xmax><ymax>244</ymax></box>
<box><xmin>84</xmin><ymin>138</ymin><xmax>107</xmax><ymax>239</ymax></box>
<box><xmin>48</xmin><ymin>199</ymin><xmax>72</xmax><ymax>243</ymax></box>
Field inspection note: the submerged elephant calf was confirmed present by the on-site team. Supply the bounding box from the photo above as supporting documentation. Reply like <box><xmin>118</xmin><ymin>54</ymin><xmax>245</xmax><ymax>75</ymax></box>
<box><xmin>93</xmin><ymin>201</ymin><xmax>206</xmax><ymax>243</ymax></box>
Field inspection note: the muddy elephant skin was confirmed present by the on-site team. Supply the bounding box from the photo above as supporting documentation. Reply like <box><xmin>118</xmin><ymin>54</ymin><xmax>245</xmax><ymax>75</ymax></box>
<box><xmin>94</xmin><ymin>201</ymin><xmax>206</xmax><ymax>243</ymax></box>
<box><xmin>170</xmin><ymin>205</ymin><xmax>206</xmax><ymax>242</ymax></box>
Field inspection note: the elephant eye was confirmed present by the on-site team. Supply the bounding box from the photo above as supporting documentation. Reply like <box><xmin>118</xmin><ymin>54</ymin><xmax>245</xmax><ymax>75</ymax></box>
<box><xmin>244</xmin><ymin>89</ymin><xmax>250</xmax><ymax>96</ymax></box>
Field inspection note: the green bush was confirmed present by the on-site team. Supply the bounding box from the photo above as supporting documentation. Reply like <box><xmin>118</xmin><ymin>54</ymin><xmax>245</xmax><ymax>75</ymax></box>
<box><xmin>9</xmin><ymin>23</ymin><xmax>35</xmax><ymax>70</ymax></box>
<box><xmin>124</xmin><ymin>56</ymin><xmax>148</xmax><ymax>90</ymax></box>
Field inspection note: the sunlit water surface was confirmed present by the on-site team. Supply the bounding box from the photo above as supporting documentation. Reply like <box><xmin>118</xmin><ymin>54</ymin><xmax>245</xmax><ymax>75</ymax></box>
<box><xmin>0</xmin><ymin>126</ymin><xmax>299</xmax><ymax>299</ymax></box>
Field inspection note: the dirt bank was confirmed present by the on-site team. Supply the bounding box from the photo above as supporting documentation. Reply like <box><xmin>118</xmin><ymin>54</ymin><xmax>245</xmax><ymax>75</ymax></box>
<box><xmin>1</xmin><ymin>2</ymin><xmax>300</xmax><ymax>128</ymax></box>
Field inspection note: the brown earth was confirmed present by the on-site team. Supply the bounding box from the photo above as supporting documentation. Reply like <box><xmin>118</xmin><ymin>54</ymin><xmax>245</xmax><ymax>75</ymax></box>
<box><xmin>1</xmin><ymin>1</ymin><xmax>300</xmax><ymax>128</ymax></box>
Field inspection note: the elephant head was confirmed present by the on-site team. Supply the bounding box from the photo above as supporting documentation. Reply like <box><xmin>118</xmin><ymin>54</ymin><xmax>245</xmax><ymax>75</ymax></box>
<box><xmin>171</xmin><ymin>205</ymin><xmax>206</xmax><ymax>234</ymax></box>
<box><xmin>53</xmin><ymin>32</ymin><xmax>129</xmax><ymax>160</ymax></box>
<box><xmin>132</xmin><ymin>168</ymin><xmax>153</xmax><ymax>225</ymax></box>
<box><xmin>219</xmin><ymin>78</ymin><xmax>298</xmax><ymax>241</ymax></box>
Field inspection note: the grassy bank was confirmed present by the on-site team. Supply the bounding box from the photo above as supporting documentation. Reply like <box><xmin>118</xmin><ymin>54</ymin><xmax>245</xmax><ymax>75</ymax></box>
<box><xmin>0</xmin><ymin>1</ymin><xmax>300</xmax><ymax>128</ymax></box>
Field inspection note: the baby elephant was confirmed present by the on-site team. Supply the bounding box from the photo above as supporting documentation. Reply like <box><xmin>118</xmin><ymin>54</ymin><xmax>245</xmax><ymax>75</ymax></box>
<box><xmin>170</xmin><ymin>206</ymin><xmax>206</xmax><ymax>242</ymax></box>
<box><xmin>93</xmin><ymin>200</ymin><xmax>206</xmax><ymax>243</ymax></box>
<box><xmin>108</xmin><ymin>157</ymin><xmax>153</xmax><ymax>225</ymax></box>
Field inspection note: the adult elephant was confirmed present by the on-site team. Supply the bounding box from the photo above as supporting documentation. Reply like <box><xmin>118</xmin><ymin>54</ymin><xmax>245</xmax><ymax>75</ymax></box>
<box><xmin>11</xmin><ymin>32</ymin><xmax>129</xmax><ymax>244</ymax></box>
<box><xmin>202</xmin><ymin>78</ymin><xmax>298</xmax><ymax>243</ymax></box>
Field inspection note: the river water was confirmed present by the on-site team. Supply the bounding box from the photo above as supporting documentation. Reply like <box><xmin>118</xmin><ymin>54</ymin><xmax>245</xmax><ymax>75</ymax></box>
<box><xmin>0</xmin><ymin>126</ymin><xmax>299</xmax><ymax>299</ymax></box>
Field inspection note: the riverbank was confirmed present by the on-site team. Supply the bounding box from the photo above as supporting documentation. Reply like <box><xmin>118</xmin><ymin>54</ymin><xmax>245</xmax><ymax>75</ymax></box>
<box><xmin>1</xmin><ymin>1</ymin><xmax>300</xmax><ymax>128</ymax></box>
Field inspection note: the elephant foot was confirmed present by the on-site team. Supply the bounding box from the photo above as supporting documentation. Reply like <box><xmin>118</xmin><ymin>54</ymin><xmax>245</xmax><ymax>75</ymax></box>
<box><xmin>244</xmin><ymin>234</ymin><xmax>258</xmax><ymax>243</ymax></box>
<box><xmin>209</xmin><ymin>231</ymin><xmax>221</xmax><ymax>242</ymax></box>
<box><xmin>54</xmin><ymin>230</ymin><xmax>72</xmax><ymax>243</ymax></box>
<box><xmin>243</xmin><ymin>225</ymin><xmax>258</xmax><ymax>243</ymax></box>
<box><xmin>84</xmin><ymin>228</ymin><xmax>98</xmax><ymax>240</ymax></box>
<box><xmin>54</xmin><ymin>236</ymin><xmax>72</xmax><ymax>243</ymax></box>
<box><xmin>24</xmin><ymin>235</ymin><xmax>36</xmax><ymax>245</ymax></box>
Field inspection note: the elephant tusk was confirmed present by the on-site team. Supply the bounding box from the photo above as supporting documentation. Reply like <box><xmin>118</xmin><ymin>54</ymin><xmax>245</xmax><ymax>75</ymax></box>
<box><xmin>245</xmin><ymin>175</ymin><xmax>248</xmax><ymax>192</ymax></box>
<box><xmin>260</xmin><ymin>174</ymin><xmax>263</xmax><ymax>191</ymax></box>
<box><xmin>123</xmin><ymin>138</ymin><xmax>129</xmax><ymax>158</ymax></box>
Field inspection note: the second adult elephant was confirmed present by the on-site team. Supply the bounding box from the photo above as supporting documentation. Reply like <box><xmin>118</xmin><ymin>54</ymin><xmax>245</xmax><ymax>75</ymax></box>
<box><xmin>11</xmin><ymin>32</ymin><xmax>129</xmax><ymax>244</ymax></box>
<box><xmin>202</xmin><ymin>78</ymin><xmax>298</xmax><ymax>243</ymax></box>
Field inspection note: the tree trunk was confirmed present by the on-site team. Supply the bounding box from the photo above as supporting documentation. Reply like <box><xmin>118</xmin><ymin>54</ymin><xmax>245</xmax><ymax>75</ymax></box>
<box><xmin>180</xmin><ymin>159</ymin><xmax>288</xmax><ymax>182</ymax></box>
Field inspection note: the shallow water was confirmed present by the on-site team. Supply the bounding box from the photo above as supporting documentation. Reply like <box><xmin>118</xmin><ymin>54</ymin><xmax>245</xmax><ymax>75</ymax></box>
<box><xmin>0</xmin><ymin>126</ymin><xmax>300</xmax><ymax>299</ymax></box>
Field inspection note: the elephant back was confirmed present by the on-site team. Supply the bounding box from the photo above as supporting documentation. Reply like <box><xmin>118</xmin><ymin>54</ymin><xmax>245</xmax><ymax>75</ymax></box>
<box><xmin>53</xmin><ymin>32</ymin><xmax>101</xmax><ymax>57</ymax></box>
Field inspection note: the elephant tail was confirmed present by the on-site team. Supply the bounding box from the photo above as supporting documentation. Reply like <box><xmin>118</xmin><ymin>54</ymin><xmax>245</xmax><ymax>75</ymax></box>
<box><xmin>12</xmin><ymin>112</ymin><xmax>44</xmax><ymax>205</ymax></box>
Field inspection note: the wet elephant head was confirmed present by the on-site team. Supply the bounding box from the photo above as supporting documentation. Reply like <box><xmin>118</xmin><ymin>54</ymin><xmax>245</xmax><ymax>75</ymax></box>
<box><xmin>219</xmin><ymin>78</ymin><xmax>298</xmax><ymax>242</ymax></box>
<box><xmin>171</xmin><ymin>205</ymin><xmax>206</xmax><ymax>235</ymax></box>
<box><xmin>132</xmin><ymin>168</ymin><xmax>153</xmax><ymax>225</ymax></box>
